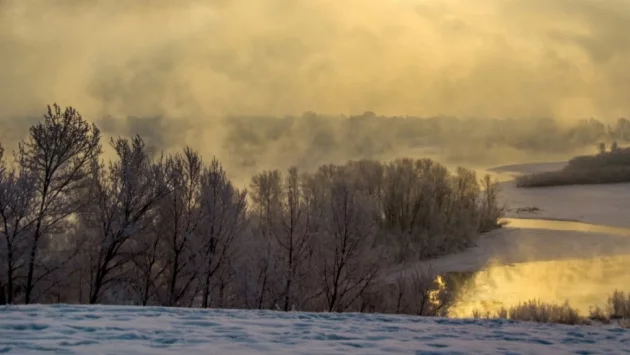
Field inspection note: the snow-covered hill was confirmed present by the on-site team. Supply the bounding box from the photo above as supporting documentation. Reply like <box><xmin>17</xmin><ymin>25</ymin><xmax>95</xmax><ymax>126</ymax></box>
<box><xmin>0</xmin><ymin>304</ymin><xmax>628</xmax><ymax>354</ymax></box>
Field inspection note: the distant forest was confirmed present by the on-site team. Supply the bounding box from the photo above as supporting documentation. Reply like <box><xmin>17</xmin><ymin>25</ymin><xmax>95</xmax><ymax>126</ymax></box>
<box><xmin>3</xmin><ymin>111</ymin><xmax>627</xmax><ymax>178</ymax></box>
<box><xmin>0</xmin><ymin>104</ymin><xmax>503</xmax><ymax>316</ymax></box>
<box><xmin>218</xmin><ymin>113</ymin><xmax>630</xmax><ymax>175</ymax></box>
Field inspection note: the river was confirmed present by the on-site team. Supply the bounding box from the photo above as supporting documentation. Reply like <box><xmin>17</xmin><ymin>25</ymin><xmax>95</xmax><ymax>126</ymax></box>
<box><xmin>448</xmin><ymin>217</ymin><xmax>630</xmax><ymax>317</ymax></box>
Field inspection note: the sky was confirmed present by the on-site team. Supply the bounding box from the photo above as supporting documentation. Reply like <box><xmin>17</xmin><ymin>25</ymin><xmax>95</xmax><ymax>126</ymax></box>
<box><xmin>0</xmin><ymin>0</ymin><xmax>629</xmax><ymax>159</ymax></box>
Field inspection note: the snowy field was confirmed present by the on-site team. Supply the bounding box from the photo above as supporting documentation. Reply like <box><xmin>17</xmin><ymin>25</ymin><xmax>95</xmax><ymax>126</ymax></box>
<box><xmin>0</xmin><ymin>304</ymin><xmax>629</xmax><ymax>355</ymax></box>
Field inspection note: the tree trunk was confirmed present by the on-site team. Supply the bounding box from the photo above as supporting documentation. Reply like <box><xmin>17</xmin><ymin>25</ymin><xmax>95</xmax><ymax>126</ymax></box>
<box><xmin>167</xmin><ymin>252</ymin><xmax>180</xmax><ymax>306</ymax></box>
<box><xmin>5</xmin><ymin>250</ymin><xmax>13</xmax><ymax>304</ymax></box>
<box><xmin>0</xmin><ymin>281</ymin><xmax>6</xmax><ymax>305</ymax></box>
<box><xmin>25</xmin><ymin>182</ymin><xmax>49</xmax><ymax>304</ymax></box>
<box><xmin>24</xmin><ymin>235</ymin><xmax>40</xmax><ymax>304</ymax></box>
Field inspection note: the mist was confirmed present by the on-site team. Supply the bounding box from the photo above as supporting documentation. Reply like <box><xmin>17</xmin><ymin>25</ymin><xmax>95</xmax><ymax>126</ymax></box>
<box><xmin>1</xmin><ymin>0</ymin><xmax>630</xmax><ymax>177</ymax></box>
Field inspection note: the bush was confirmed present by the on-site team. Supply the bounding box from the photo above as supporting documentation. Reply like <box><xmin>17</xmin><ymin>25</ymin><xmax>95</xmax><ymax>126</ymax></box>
<box><xmin>472</xmin><ymin>299</ymin><xmax>583</xmax><ymax>325</ymax></box>
<box><xmin>472</xmin><ymin>291</ymin><xmax>630</xmax><ymax>327</ymax></box>
<box><xmin>588</xmin><ymin>306</ymin><xmax>610</xmax><ymax>324</ymax></box>
<box><xmin>508</xmin><ymin>300</ymin><xmax>582</xmax><ymax>325</ymax></box>
<box><xmin>607</xmin><ymin>290</ymin><xmax>630</xmax><ymax>319</ymax></box>
<box><xmin>586</xmin><ymin>290</ymin><xmax>630</xmax><ymax>328</ymax></box>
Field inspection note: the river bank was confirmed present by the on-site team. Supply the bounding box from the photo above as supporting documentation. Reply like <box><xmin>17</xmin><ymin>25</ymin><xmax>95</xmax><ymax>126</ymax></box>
<box><xmin>418</xmin><ymin>161</ymin><xmax>630</xmax><ymax>316</ymax></box>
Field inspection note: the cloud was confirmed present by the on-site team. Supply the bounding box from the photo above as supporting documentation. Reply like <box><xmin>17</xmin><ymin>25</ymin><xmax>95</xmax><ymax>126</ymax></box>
<box><xmin>0</xmin><ymin>0</ymin><xmax>629</xmax><ymax>166</ymax></box>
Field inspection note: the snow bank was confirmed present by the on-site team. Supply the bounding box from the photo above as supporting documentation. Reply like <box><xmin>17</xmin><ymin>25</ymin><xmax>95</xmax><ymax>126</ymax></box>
<box><xmin>0</xmin><ymin>304</ymin><xmax>628</xmax><ymax>354</ymax></box>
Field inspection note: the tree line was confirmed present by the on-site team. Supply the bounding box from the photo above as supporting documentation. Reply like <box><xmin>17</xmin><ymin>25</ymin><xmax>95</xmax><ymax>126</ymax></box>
<box><xmin>517</xmin><ymin>143</ymin><xmax>630</xmax><ymax>188</ymax></box>
<box><xmin>0</xmin><ymin>104</ymin><xmax>502</xmax><ymax>314</ymax></box>
<box><xmin>220</xmin><ymin>113</ymin><xmax>630</xmax><ymax>177</ymax></box>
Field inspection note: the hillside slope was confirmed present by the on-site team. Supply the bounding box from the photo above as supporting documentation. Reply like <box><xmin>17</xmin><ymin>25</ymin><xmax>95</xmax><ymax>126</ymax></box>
<box><xmin>0</xmin><ymin>304</ymin><xmax>628</xmax><ymax>354</ymax></box>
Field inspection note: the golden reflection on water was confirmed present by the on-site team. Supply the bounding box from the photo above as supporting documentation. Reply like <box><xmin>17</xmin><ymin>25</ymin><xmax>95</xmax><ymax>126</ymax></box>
<box><xmin>501</xmin><ymin>218</ymin><xmax>630</xmax><ymax>237</ymax></box>
<box><xmin>449</xmin><ymin>254</ymin><xmax>630</xmax><ymax>318</ymax></box>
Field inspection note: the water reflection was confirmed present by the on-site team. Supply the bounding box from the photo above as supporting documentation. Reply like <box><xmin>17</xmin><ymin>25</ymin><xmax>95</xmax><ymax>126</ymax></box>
<box><xmin>447</xmin><ymin>218</ymin><xmax>630</xmax><ymax>318</ymax></box>
<box><xmin>501</xmin><ymin>218</ymin><xmax>630</xmax><ymax>237</ymax></box>
<box><xmin>449</xmin><ymin>255</ymin><xmax>630</xmax><ymax>317</ymax></box>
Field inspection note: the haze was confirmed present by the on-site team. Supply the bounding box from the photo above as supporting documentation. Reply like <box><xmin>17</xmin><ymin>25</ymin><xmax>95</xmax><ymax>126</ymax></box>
<box><xmin>1</xmin><ymin>0</ymin><xmax>629</xmax><ymax>170</ymax></box>
<box><xmin>3</xmin><ymin>0</ymin><xmax>630</xmax><ymax>117</ymax></box>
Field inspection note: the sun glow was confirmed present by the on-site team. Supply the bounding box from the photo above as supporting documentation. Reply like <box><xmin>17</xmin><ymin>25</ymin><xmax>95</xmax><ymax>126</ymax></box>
<box><xmin>449</xmin><ymin>255</ymin><xmax>630</xmax><ymax>318</ymax></box>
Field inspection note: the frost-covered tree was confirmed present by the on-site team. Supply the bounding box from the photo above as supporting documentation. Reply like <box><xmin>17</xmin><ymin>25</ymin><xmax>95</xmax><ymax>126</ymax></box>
<box><xmin>156</xmin><ymin>148</ymin><xmax>206</xmax><ymax>307</ymax></box>
<box><xmin>275</xmin><ymin>167</ymin><xmax>312</xmax><ymax>311</ymax></box>
<box><xmin>0</xmin><ymin>144</ymin><xmax>37</xmax><ymax>303</ymax></box>
<box><xmin>314</xmin><ymin>170</ymin><xmax>380</xmax><ymax>312</ymax></box>
<box><xmin>18</xmin><ymin>104</ymin><xmax>101</xmax><ymax>304</ymax></box>
<box><xmin>381</xmin><ymin>158</ymin><xmax>452</xmax><ymax>260</ymax></box>
<box><xmin>195</xmin><ymin>158</ymin><xmax>247</xmax><ymax>308</ymax></box>
<box><xmin>0</xmin><ymin>154</ymin><xmax>37</xmax><ymax>304</ymax></box>
<box><xmin>247</xmin><ymin>170</ymin><xmax>283</xmax><ymax>309</ymax></box>
<box><xmin>80</xmin><ymin>136</ymin><xmax>167</xmax><ymax>304</ymax></box>
<box><xmin>478</xmin><ymin>174</ymin><xmax>503</xmax><ymax>233</ymax></box>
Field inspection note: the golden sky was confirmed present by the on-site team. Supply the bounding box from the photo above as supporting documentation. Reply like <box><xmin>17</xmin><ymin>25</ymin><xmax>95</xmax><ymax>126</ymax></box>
<box><xmin>1</xmin><ymin>0</ymin><xmax>629</xmax><ymax>123</ymax></box>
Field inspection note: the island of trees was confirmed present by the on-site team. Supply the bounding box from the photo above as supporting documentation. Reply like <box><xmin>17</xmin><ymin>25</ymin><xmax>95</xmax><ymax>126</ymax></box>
<box><xmin>517</xmin><ymin>142</ymin><xmax>630</xmax><ymax>188</ymax></box>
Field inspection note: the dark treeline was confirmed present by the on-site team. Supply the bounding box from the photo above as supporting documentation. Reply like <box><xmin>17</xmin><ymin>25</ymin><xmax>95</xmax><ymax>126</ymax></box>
<box><xmin>221</xmin><ymin>112</ymin><xmax>630</xmax><ymax>173</ymax></box>
<box><xmin>4</xmin><ymin>111</ymin><xmax>628</xmax><ymax>182</ymax></box>
<box><xmin>517</xmin><ymin>144</ymin><xmax>630</xmax><ymax>188</ymax></box>
<box><xmin>0</xmin><ymin>104</ymin><xmax>502</xmax><ymax>314</ymax></box>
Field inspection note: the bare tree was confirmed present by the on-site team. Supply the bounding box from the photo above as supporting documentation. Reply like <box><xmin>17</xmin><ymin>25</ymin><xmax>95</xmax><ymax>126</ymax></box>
<box><xmin>478</xmin><ymin>174</ymin><xmax>503</xmax><ymax>233</ymax></box>
<box><xmin>375</xmin><ymin>265</ymin><xmax>452</xmax><ymax>316</ymax></box>
<box><xmin>380</xmin><ymin>159</ymin><xmax>451</xmax><ymax>260</ymax></box>
<box><xmin>404</xmin><ymin>266</ymin><xmax>451</xmax><ymax>316</ymax></box>
<box><xmin>346</xmin><ymin>160</ymin><xmax>385</xmax><ymax>201</ymax></box>
<box><xmin>133</xmin><ymin>219</ymin><xmax>162</xmax><ymax>306</ymax></box>
<box><xmin>81</xmin><ymin>136</ymin><xmax>167</xmax><ymax>304</ymax></box>
<box><xmin>157</xmin><ymin>148</ymin><xmax>206</xmax><ymax>307</ymax></box>
<box><xmin>196</xmin><ymin>158</ymin><xmax>247</xmax><ymax>308</ymax></box>
<box><xmin>276</xmin><ymin>167</ymin><xmax>311</xmax><ymax>311</ymax></box>
<box><xmin>0</xmin><ymin>144</ymin><xmax>4</xmax><ymax>304</ymax></box>
<box><xmin>18</xmin><ymin>104</ymin><xmax>101</xmax><ymax>304</ymax></box>
<box><xmin>316</xmin><ymin>172</ymin><xmax>380</xmax><ymax>312</ymax></box>
<box><xmin>248</xmin><ymin>170</ymin><xmax>283</xmax><ymax>309</ymax></box>
<box><xmin>445</xmin><ymin>167</ymin><xmax>481</xmax><ymax>250</ymax></box>
<box><xmin>0</xmin><ymin>145</ymin><xmax>35</xmax><ymax>303</ymax></box>
<box><xmin>0</xmin><ymin>157</ymin><xmax>37</xmax><ymax>304</ymax></box>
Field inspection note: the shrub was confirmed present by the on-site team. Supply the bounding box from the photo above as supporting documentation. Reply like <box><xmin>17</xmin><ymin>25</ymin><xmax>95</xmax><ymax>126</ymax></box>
<box><xmin>607</xmin><ymin>290</ymin><xmax>630</xmax><ymax>319</ymax></box>
<box><xmin>508</xmin><ymin>300</ymin><xmax>582</xmax><ymax>325</ymax></box>
<box><xmin>471</xmin><ymin>299</ymin><xmax>583</xmax><ymax>325</ymax></box>
<box><xmin>588</xmin><ymin>306</ymin><xmax>610</xmax><ymax>324</ymax></box>
<box><xmin>472</xmin><ymin>291</ymin><xmax>630</xmax><ymax>327</ymax></box>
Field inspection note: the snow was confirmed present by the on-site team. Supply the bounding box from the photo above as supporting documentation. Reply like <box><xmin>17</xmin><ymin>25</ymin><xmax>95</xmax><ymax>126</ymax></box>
<box><xmin>0</xmin><ymin>304</ymin><xmax>628</xmax><ymax>354</ymax></box>
<box><xmin>500</xmin><ymin>180</ymin><xmax>630</xmax><ymax>229</ymax></box>
<box><xmin>488</xmin><ymin>161</ymin><xmax>568</xmax><ymax>175</ymax></box>
<box><xmin>488</xmin><ymin>160</ymin><xmax>630</xmax><ymax>228</ymax></box>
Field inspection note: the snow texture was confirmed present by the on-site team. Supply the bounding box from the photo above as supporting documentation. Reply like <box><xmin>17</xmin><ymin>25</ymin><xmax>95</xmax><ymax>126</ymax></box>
<box><xmin>491</xmin><ymin>161</ymin><xmax>630</xmax><ymax>229</ymax></box>
<box><xmin>0</xmin><ymin>304</ymin><xmax>629</xmax><ymax>355</ymax></box>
